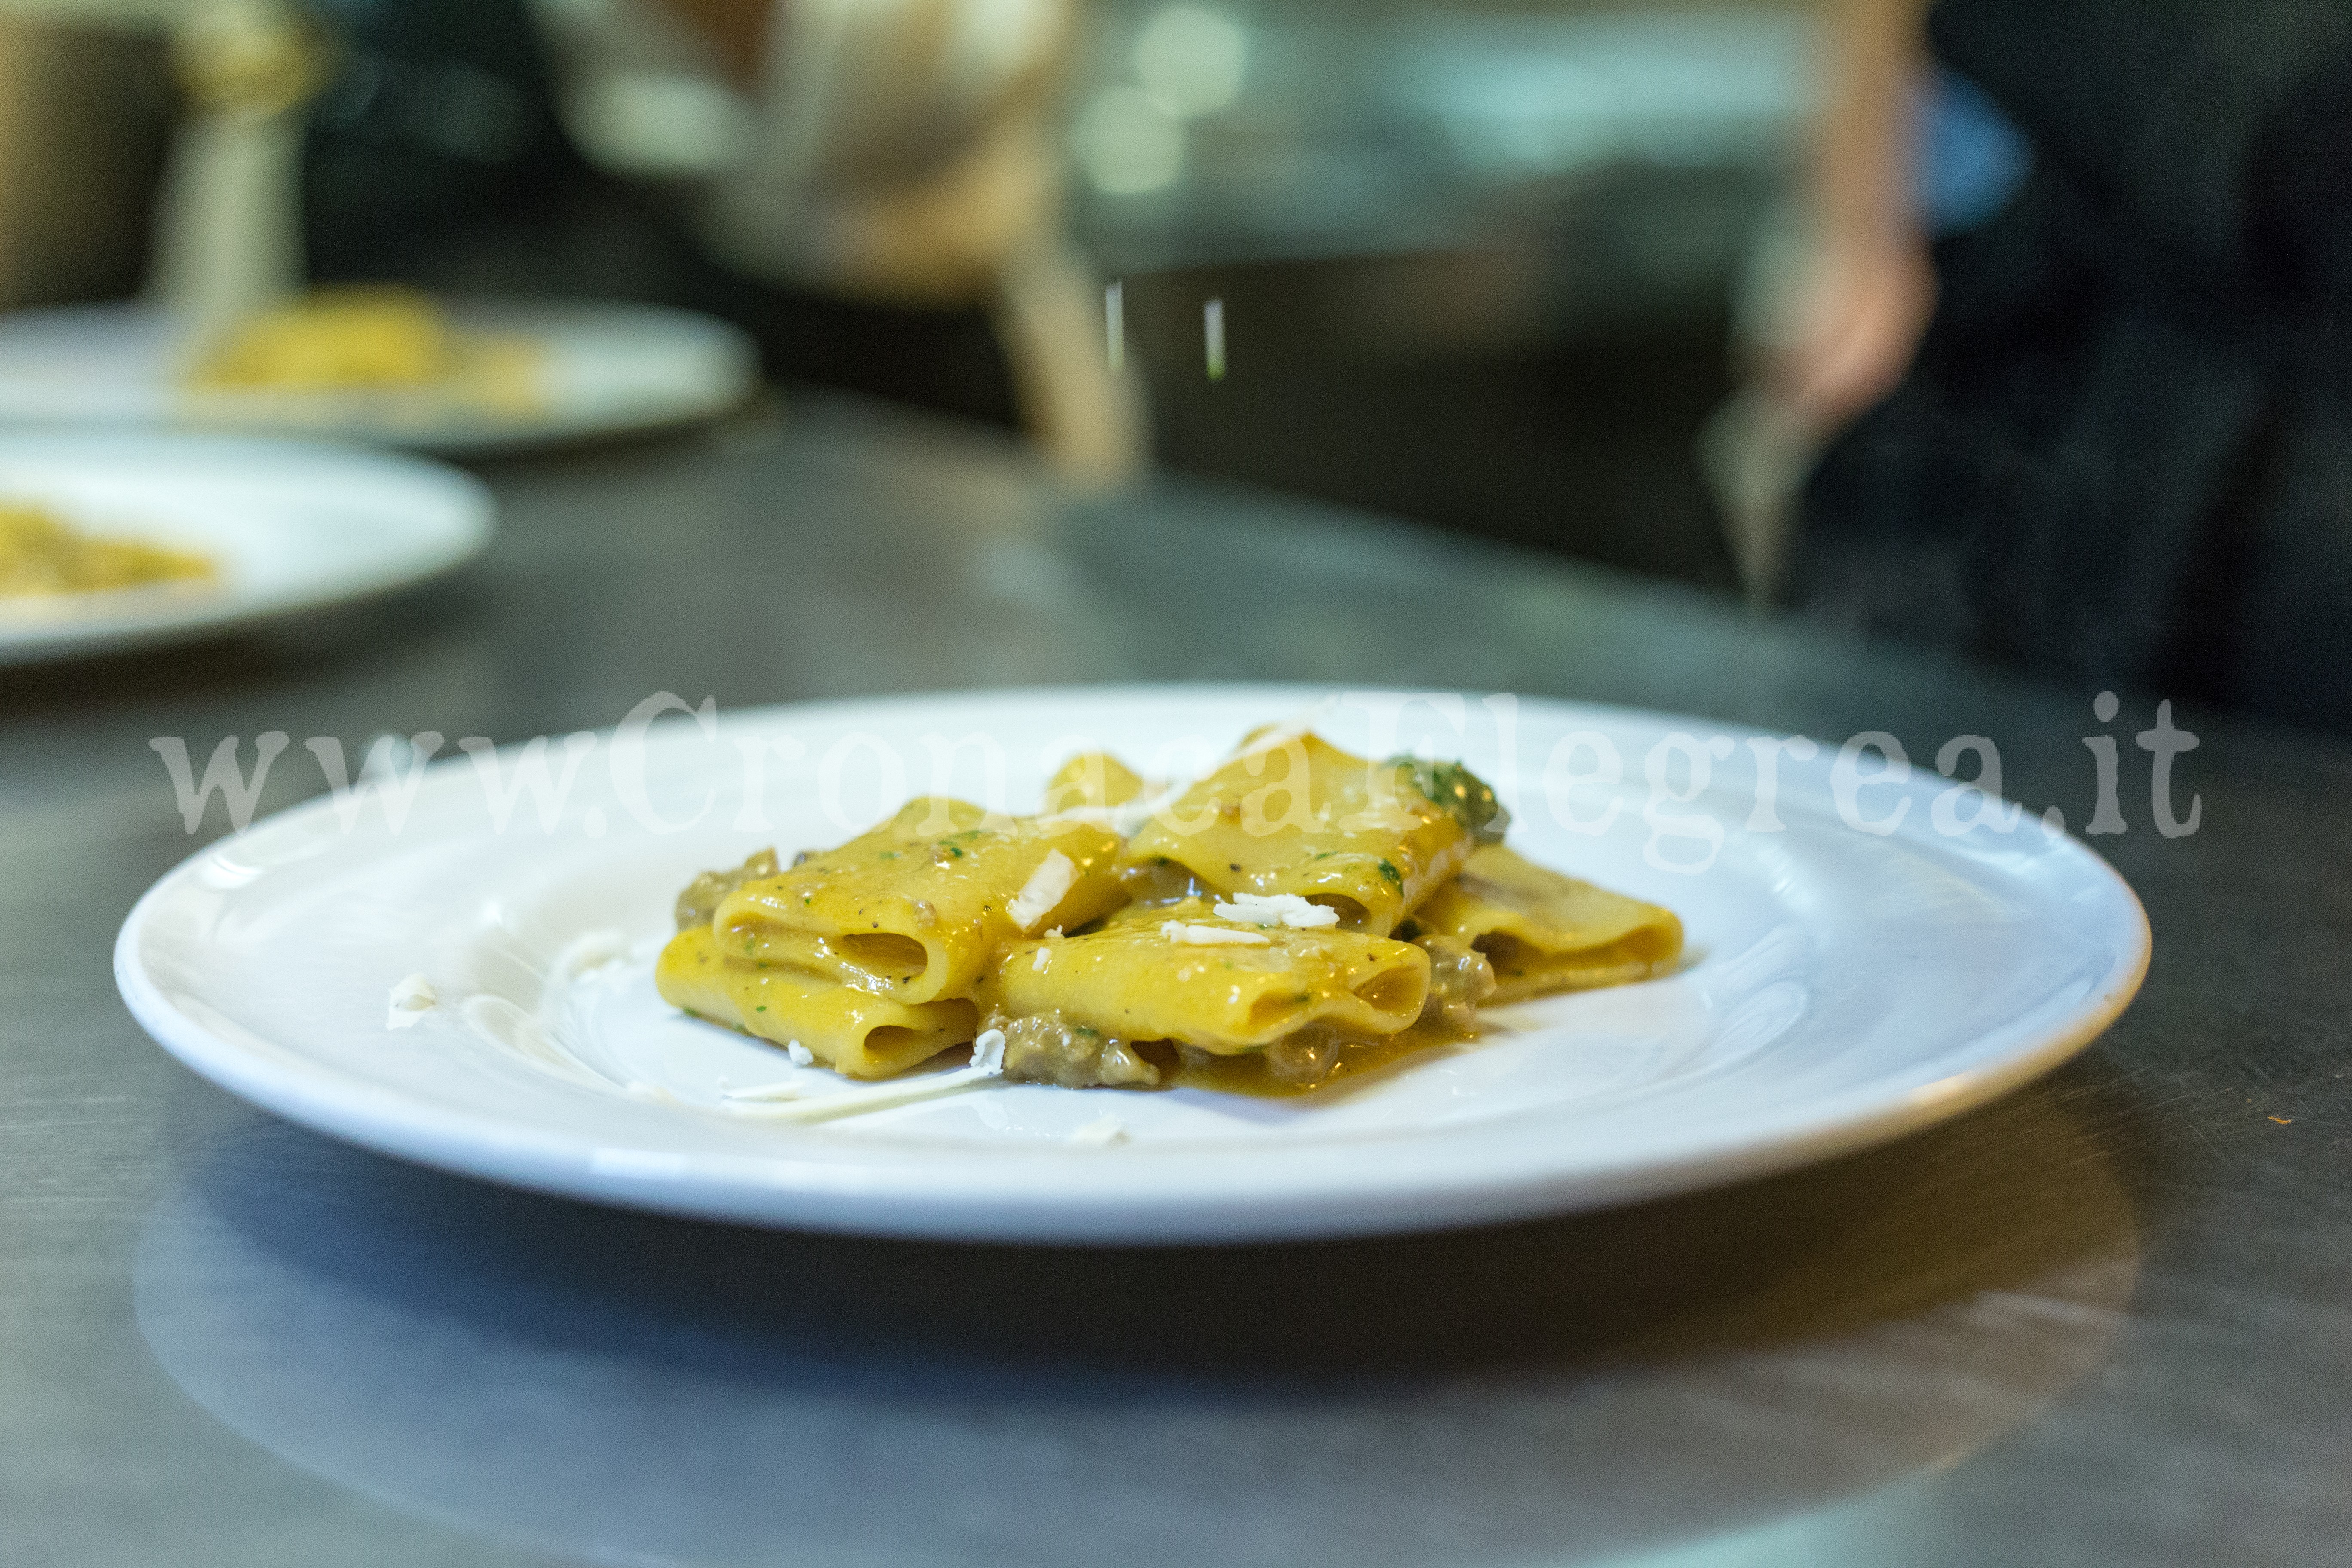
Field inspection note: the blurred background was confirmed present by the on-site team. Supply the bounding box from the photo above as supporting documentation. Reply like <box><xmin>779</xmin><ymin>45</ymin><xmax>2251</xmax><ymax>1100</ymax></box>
<box><xmin>0</xmin><ymin>0</ymin><xmax>1832</xmax><ymax>590</ymax></box>
<box><xmin>5</xmin><ymin>0</ymin><xmax>2344</xmax><ymax>732</ymax></box>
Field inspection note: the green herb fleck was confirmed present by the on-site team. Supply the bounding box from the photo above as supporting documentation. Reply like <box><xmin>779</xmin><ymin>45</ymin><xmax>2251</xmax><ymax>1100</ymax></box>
<box><xmin>1378</xmin><ymin>860</ymin><xmax>1402</xmax><ymax>884</ymax></box>
<box><xmin>1390</xmin><ymin>756</ymin><xmax>1509</xmax><ymax>844</ymax></box>
<box><xmin>754</xmin><ymin>1005</ymin><xmax>767</xmax><ymax>1012</ymax></box>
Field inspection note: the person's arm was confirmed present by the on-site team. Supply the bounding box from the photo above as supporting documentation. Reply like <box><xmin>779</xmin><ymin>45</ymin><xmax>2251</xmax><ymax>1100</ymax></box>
<box><xmin>1767</xmin><ymin>0</ymin><xmax>1936</xmax><ymax>430</ymax></box>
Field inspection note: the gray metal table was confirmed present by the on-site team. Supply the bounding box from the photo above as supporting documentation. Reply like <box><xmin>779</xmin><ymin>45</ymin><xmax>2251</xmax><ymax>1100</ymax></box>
<box><xmin>4</xmin><ymin>397</ymin><xmax>2346</xmax><ymax>1568</ymax></box>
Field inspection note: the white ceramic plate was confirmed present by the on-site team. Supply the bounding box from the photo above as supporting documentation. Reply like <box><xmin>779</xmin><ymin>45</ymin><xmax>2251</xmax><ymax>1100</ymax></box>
<box><xmin>114</xmin><ymin>686</ymin><xmax>2149</xmax><ymax>1243</ymax></box>
<box><xmin>0</xmin><ymin>432</ymin><xmax>492</xmax><ymax>666</ymax></box>
<box><xmin>0</xmin><ymin>299</ymin><xmax>756</xmax><ymax>453</ymax></box>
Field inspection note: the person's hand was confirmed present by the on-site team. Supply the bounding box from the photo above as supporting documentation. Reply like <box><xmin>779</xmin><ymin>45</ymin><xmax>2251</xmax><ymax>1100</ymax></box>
<box><xmin>1763</xmin><ymin>225</ymin><xmax>1936</xmax><ymax>434</ymax></box>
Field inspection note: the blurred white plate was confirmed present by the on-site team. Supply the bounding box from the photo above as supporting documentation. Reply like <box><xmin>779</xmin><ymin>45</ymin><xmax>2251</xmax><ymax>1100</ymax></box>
<box><xmin>0</xmin><ymin>299</ymin><xmax>756</xmax><ymax>453</ymax></box>
<box><xmin>114</xmin><ymin>686</ymin><xmax>2148</xmax><ymax>1243</ymax></box>
<box><xmin>0</xmin><ymin>432</ymin><xmax>491</xmax><ymax>665</ymax></box>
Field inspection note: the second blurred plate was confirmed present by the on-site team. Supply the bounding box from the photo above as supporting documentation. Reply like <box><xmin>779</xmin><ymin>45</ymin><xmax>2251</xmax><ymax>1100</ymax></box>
<box><xmin>0</xmin><ymin>298</ymin><xmax>757</xmax><ymax>454</ymax></box>
<box><xmin>0</xmin><ymin>432</ymin><xmax>492</xmax><ymax>665</ymax></box>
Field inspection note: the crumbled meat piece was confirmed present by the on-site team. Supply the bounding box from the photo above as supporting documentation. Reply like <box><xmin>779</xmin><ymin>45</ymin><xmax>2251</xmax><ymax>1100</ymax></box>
<box><xmin>988</xmin><ymin>1009</ymin><xmax>1161</xmax><ymax>1088</ymax></box>
<box><xmin>673</xmin><ymin>848</ymin><xmax>781</xmax><ymax>931</ymax></box>
<box><xmin>1262</xmin><ymin>1024</ymin><xmax>1352</xmax><ymax>1084</ymax></box>
<box><xmin>1416</xmin><ymin>935</ymin><xmax>1497</xmax><ymax>1032</ymax></box>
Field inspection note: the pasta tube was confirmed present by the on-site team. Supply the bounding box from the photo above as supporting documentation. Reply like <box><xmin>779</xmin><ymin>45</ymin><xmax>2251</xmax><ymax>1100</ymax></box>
<box><xmin>988</xmin><ymin>901</ymin><xmax>1430</xmax><ymax>1053</ymax></box>
<box><xmin>715</xmin><ymin>798</ymin><xmax>1126</xmax><ymax>1003</ymax></box>
<box><xmin>655</xmin><ymin>926</ymin><xmax>979</xmax><ymax>1078</ymax></box>
<box><xmin>1408</xmin><ymin>845</ymin><xmax>1682</xmax><ymax>1002</ymax></box>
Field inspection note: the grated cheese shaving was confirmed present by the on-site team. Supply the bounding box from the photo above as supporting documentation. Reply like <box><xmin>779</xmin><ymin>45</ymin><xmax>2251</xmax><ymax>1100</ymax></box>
<box><xmin>724</xmin><ymin>1029</ymin><xmax>1008</xmax><ymax>1123</ymax></box>
<box><xmin>1069</xmin><ymin>1115</ymin><xmax>1128</xmax><ymax>1147</ymax></box>
<box><xmin>1046</xmin><ymin>786</ymin><xmax>1177</xmax><ymax>839</ymax></box>
<box><xmin>386</xmin><ymin>974</ymin><xmax>437</xmax><ymax>1030</ymax></box>
<box><xmin>1161</xmin><ymin>921</ymin><xmax>1270</xmax><ymax>946</ymax></box>
<box><xmin>1006</xmin><ymin>850</ymin><xmax>1078</xmax><ymax>932</ymax></box>
<box><xmin>1212</xmin><ymin>892</ymin><xmax>1339</xmax><ymax>929</ymax></box>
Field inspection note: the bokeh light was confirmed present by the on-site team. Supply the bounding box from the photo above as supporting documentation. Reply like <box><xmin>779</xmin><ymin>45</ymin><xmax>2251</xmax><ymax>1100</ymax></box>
<box><xmin>1071</xmin><ymin>83</ymin><xmax>1185</xmax><ymax>196</ymax></box>
<box><xmin>1132</xmin><ymin>5</ymin><xmax>1249</xmax><ymax>120</ymax></box>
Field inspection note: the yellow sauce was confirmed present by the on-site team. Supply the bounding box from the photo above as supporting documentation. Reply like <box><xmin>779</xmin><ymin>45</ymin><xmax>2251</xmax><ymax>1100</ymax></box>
<box><xmin>1153</xmin><ymin>1020</ymin><xmax>1471</xmax><ymax>1099</ymax></box>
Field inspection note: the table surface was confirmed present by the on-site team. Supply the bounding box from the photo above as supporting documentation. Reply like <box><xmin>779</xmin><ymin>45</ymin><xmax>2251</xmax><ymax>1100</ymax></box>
<box><xmin>3</xmin><ymin>396</ymin><xmax>2345</xmax><ymax>1568</ymax></box>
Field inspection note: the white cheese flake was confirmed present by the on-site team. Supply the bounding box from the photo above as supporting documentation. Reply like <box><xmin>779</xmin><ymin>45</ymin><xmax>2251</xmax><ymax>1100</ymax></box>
<box><xmin>726</xmin><ymin>1030</ymin><xmax>1008</xmax><ymax>1124</ymax></box>
<box><xmin>1212</xmin><ymin>892</ymin><xmax>1340</xmax><ymax>929</ymax></box>
<box><xmin>1032</xmin><ymin>946</ymin><xmax>1051</xmax><ymax>971</ymax></box>
<box><xmin>386</xmin><ymin>974</ymin><xmax>437</xmax><ymax>1030</ymax></box>
<box><xmin>723</xmin><ymin>1041</ymin><xmax>818</xmax><ymax>1098</ymax></box>
<box><xmin>1005</xmin><ymin>850</ymin><xmax>1078</xmax><ymax>932</ymax></box>
<box><xmin>725</xmin><ymin>1079</ymin><xmax>810</xmax><ymax>1102</ymax></box>
<box><xmin>1045</xmin><ymin>785</ymin><xmax>1177</xmax><ymax>839</ymax></box>
<box><xmin>1069</xmin><ymin>1115</ymin><xmax>1128</xmax><ymax>1147</ymax></box>
<box><xmin>556</xmin><ymin>930</ymin><xmax>630</xmax><ymax>978</ymax></box>
<box><xmin>1160</xmin><ymin>921</ymin><xmax>1271</xmax><ymax>946</ymax></box>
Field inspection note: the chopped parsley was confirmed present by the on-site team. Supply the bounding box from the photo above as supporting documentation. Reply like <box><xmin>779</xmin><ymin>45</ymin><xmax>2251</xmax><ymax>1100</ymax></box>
<box><xmin>1390</xmin><ymin>756</ymin><xmax>1509</xmax><ymax>844</ymax></box>
<box><xmin>1378</xmin><ymin>860</ymin><xmax>1402</xmax><ymax>884</ymax></box>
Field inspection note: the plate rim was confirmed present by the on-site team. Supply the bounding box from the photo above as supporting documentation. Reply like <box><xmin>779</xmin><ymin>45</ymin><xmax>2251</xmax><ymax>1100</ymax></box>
<box><xmin>0</xmin><ymin>297</ymin><xmax>760</xmax><ymax>456</ymax></box>
<box><xmin>113</xmin><ymin>683</ymin><xmax>2153</xmax><ymax>1243</ymax></box>
<box><xmin>0</xmin><ymin>430</ymin><xmax>493</xmax><ymax>666</ymax></box>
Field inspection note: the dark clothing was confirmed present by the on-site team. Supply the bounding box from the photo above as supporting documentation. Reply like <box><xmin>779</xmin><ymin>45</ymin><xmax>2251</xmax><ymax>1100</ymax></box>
<box><xmin>1790</xmin><ymin>0</ymin><xmax>2352</xmax><ymax>730</ymax></box>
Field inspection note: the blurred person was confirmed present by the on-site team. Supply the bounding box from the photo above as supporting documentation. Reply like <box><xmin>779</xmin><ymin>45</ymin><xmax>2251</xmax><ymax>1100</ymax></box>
<box><xmin>1752</xmin><ymin>0</ymin><xmax>2352</xmax><ymax>732</ymax></box>
<box><xmin>534</xmin><ymin>0</ymin><xmax>1145</xmax><ymax>482</ymax></box>
<box><xmin>24</xmin><ymin>0</ymin><xmax>1139</xmax><ymax>479</ymax></box>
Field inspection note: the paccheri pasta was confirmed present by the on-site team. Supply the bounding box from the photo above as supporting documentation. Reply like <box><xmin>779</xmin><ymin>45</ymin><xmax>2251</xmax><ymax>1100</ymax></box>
<box><xmin>185</xmin><ymin>286</ymin><xmax>541</xmax><ymax>413</ymax></box>
<box><xmin>656</xmin><ymin>729</ymin><xmax>1681</xmax><ymax>1093</ymax></box>
<box><xmin>0</xmin><ymin>503</ymin><xmax>214</xmax><ymax>598</ymax></box>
